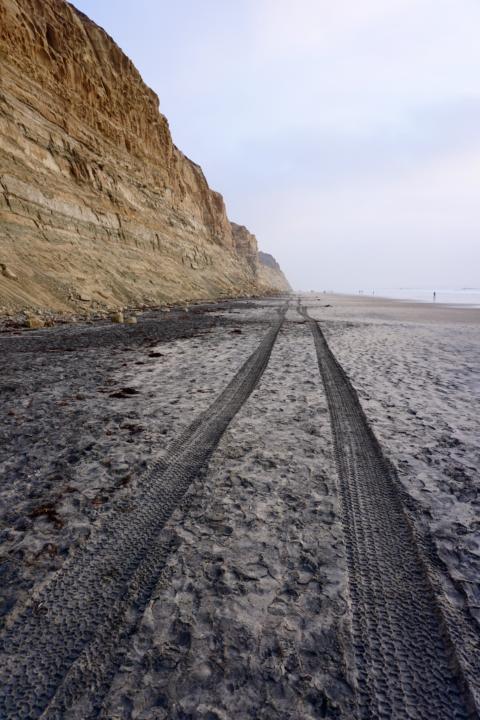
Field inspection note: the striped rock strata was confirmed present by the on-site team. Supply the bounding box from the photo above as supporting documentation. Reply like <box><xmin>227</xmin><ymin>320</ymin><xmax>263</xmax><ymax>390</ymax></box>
<box><xmin>0</xmin><ymin>0</ymin><xmax>290</xmax><ymax>314</ymax></box>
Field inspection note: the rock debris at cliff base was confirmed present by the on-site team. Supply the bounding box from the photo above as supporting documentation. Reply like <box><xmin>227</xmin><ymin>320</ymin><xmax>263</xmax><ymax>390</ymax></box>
<box><xmin>1</xmin><ymin>296</ymin><xmax>479</xmax><ymax>719</ymax></box>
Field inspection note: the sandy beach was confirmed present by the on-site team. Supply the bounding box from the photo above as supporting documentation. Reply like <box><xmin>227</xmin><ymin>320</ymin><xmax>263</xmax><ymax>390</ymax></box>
<box><xmin>1</xmin><ymin>294</ymin><xmax>479</xmax><ymax>719</ymax></box>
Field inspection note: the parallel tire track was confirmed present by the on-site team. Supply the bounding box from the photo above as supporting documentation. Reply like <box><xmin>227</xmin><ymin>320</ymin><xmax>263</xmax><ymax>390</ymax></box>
<box><xmin>0</xmin><ymin>311</ymin><xmax>285</xmax><ymax>719</ymax></box>
<box><xmin>303</xmin><ymin>308</ymin><xmax>477</xmax><ymax>720</ymax></box>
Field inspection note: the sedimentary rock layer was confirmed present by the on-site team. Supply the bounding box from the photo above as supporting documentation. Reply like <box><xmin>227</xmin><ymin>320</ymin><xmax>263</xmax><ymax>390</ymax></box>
<box><xmin>0</xmin><ymin>0</ymin><xmax>290</xmax><ymax>313</ymax></box>
<box><xmin>258</xmin><ymin>250</ymin><xmax>291</xmax><ymax>293</ymax></box>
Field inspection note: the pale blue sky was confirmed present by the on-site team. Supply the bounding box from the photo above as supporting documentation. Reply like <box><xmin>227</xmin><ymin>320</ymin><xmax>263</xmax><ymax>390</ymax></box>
<box><xmin>74</xmin><ymin>0</ymin><xmax>480</xmax><ymax>291</ymax></box>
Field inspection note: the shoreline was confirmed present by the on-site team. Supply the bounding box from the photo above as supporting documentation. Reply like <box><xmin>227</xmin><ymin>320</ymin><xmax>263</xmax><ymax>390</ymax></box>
<box><xmin>323</xmin><ymin>289</ymin><xmax>480</xmax><ymax>309</ymax></box>
<box><xmin>301</xmin><ymin>291</ymin><xmax>480</xmax><ymax>325</ymax></box>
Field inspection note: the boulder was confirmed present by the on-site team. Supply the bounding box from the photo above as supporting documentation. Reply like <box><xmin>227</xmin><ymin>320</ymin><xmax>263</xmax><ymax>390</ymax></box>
<box><xmin>25</xmin><ymin>316</ymin><xmax>45</xmax><ymax>329</ymax></box>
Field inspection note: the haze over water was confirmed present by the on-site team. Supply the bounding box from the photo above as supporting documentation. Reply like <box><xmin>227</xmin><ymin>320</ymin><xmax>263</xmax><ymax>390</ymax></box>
<box><xmin>338</xmin><ymin>288</ymin><xmax>480</xmax><ymax>307</ymax></box>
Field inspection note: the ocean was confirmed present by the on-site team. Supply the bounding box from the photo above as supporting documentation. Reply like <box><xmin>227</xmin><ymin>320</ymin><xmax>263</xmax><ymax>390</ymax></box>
<box><xmin>357</xmin><ymin>288</ymin><xmax>480</xmax><ymax>308</ymax></box>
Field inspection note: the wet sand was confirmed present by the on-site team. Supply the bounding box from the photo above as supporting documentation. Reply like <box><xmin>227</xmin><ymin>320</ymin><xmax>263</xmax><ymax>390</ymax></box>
<box><xmin>0</xmin><ymin>295</ymin><xmax>479</xmax><ymax>718</ymax></box>
<box><xmin>315</xmin><ymin>293</ymin><xmax>480</xmax><ymax>627</ymax></box>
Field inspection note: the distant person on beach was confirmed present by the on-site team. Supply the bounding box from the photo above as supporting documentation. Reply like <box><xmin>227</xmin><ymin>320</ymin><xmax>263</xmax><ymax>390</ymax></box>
<box><xmin>433</xmin><ymin>291</ymin><xmax>436</xmax><ymax>302</ymax></box>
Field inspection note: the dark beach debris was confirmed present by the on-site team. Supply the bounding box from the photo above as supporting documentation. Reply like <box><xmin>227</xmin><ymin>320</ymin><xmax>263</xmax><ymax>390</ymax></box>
<box><xmin>120</xmin><ymin>423</ymin><xmax>145</xmax><ymax>434</ymax></box>
<box><xmin>108</xmin><ymin>387</ymin><xmax>140</xmax><ymax>399</ymax></box>
<box><xmin>28</xmin><ymin>503</ymin><xmax>63</xmax><ymax>530</ymax></box>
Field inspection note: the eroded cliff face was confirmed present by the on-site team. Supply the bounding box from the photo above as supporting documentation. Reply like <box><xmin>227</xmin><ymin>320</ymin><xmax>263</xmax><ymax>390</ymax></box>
<box><xmin>0</xmin><ymin>0</ymin><xmax>289</xmax><ymax>314</ymax></box>
<box><xmin>258</xmin><ymin>251</ymin><xmax>291</xmax><ymax>293</ymax></box>
<box><xmin>231</xmin><ymin>223</ymin><xmax>259</xmax><ymax>273</ymax></box>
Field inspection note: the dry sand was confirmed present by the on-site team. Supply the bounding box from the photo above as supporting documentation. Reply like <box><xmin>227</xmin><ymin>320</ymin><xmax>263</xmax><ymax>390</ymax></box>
<box><xmin>0</xmin><ymin>294</ymin><xmax>478</xmax><ymax>719</ymax></box>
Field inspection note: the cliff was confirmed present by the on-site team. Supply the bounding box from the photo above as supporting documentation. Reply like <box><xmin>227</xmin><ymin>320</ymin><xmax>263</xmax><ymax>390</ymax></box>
<box><xmin>258</xmin><ymin>251</ymin><xmax>291</xmax><ymax>293</ymax></box>
<box><xmin>0</xmin><ymin>0</ymin><xmax>290</xmax><ymax>314</ymax></box>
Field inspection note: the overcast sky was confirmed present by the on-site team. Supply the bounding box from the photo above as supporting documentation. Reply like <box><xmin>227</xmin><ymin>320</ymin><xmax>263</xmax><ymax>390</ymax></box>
<box><xmin>74</xmin><ymin>0</ymin><xmax>480</xmax><ymax>291</ymax></box>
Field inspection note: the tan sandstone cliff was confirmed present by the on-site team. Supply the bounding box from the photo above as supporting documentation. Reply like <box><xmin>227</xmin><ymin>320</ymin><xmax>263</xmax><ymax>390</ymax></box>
<box><xmin>232</xmin><ymin>226</ymin><xmax>290</xmax><ymax>293</ymax></box>
<box><xmin>0</xmin><ymin>0</ymin><xmax>290</xmax><ymax>314</ymax></box>
<box><xmin>257</xmin><ymin>251</ymin><xmax>291</xmax><ymax>293</ymax></box>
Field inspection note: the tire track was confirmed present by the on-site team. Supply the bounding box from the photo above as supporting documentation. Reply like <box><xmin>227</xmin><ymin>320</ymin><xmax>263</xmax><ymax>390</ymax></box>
<box><xmin>303</xmin><ymin>307</ymin><xmax>477</xmax><ymax>720</ymax></box>
<box><xmin>0</xmin><ymin>309</ymin><xmax>285</xmax><ymax>720</ymax></box>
